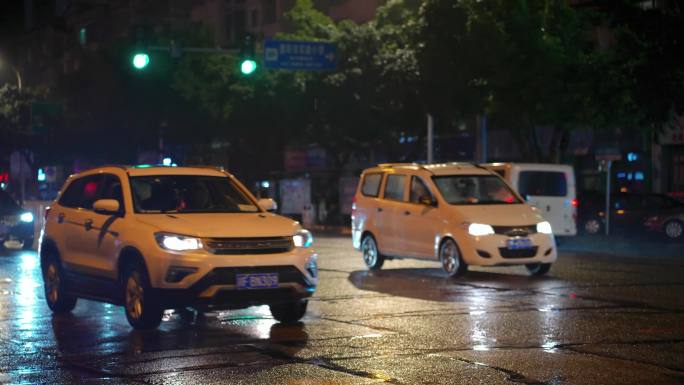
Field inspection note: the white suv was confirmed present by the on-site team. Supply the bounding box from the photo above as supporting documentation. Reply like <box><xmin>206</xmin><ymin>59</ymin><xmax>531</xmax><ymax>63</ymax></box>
<box><xmin>40</xmin><ymin>165</ymin><xmax>317</xmax><ymax>329</ymax></box>
<box><xmin>352</xmin><ymin>163</ymin><xmax>557</xmax><ymax>277</ymax></box>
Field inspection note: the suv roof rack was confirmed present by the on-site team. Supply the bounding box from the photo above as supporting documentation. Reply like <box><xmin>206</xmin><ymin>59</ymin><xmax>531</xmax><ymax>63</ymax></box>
<box><xmin>78</xmin><ymin>164</ymin><xmax>130</xmax><ymax>173</ymax></box>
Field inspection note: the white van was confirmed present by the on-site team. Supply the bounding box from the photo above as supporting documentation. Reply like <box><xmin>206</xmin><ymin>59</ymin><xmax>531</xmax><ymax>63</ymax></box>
<box><xmin>482</xmin><ymin>163</ymin><xmax>577</xmax><ymax>238</ymax></box>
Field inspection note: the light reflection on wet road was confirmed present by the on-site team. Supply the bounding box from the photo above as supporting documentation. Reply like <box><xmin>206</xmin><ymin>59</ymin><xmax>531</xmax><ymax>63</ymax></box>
<box><xmin>1</xmin><ymin>236</ymin><xmax>683</xmax><ymax>384</ymax></box>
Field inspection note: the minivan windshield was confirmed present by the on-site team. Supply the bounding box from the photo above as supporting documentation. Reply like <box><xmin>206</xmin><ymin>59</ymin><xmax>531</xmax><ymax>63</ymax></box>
<box><xmin>130</xmin><ymin>175</ymin><xmax>259</xmax><ymax>214</ymax></box>
<box><xmin>433</xmin><ymin>175</ymin><xmax>522</xmax><ymax>205</ymax></box>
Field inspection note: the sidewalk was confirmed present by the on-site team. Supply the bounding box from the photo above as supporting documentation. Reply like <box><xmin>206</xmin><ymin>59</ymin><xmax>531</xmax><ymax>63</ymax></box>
<box><xmin>559</xmin><ymin>234</ymin><xmax>683</xmax><ymax>259</ymax></box>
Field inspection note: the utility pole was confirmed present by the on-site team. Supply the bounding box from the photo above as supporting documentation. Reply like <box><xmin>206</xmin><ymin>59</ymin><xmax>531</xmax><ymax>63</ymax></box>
<box><xmin>427</xmin><ymin>114</ymin><xmax>434</xmax><ymax>163</ymax></box>
<box><xmin>476</xmin><ymin>114</ymin><xmax>488</xmax><ymax>163</ymax></box>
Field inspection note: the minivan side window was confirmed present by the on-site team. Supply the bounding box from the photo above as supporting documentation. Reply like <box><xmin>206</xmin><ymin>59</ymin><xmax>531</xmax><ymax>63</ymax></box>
<box><xmin>58</xmin><ymin>175</ymin><xmax>102</xmax><ymax>209</ymax></box>
<box><xmin>410</xmin><ymin>177</ymin><xmax>433</xmax><ymax>203</ymax></box>
<box><xmin>361</xmin><ymin>173</ymin><xmax>383</xmax><ymax>197</ymax></box>
<box><xmin>518</xmin><ymin>171</ymin><xmax>567</xmax><ymax>197</ymax></box>
<box><xmin>384</xmin><ymin>174</ymin><xmax>406</xmax><ymax>201</ymax></box>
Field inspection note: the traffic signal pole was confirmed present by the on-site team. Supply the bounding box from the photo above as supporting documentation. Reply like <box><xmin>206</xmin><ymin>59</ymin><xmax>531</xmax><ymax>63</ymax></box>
<box><xmin>146</xmin><ymin>46</ymin><xmax>239</xmax><ymax>54</ymax></box>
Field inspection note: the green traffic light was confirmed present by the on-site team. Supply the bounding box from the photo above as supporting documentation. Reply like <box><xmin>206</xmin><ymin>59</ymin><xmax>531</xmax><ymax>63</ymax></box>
<box><xmin>132</xmin><ymin>53</ymin><xmax>150</xmax><ymax>70</ymax></box>
<box><xmin>240</xmin><ymin>59</ymin><xmax>257</xmax><ymax>75</ymax></box>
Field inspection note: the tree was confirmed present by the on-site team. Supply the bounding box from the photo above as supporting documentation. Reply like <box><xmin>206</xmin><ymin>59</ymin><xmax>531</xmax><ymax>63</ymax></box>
<box><xmin>419</xmin><ymin>0</ymin><xmax>605</xmax><ymax>163</ymax></box>
<box><xmin>0</xmin><ymin>84</ymin><xmax>50</xmax><ymax>161</ymax></box>
<box><xmin>599</xmin><ymin>1</ymin><xmax>684</xmax><ymax>131</ymax></box>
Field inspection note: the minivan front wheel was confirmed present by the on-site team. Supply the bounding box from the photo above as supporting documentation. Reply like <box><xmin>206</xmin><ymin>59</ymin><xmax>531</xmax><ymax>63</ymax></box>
<box><xmin>439</xmin><ymin>239</ymin><xmax>467</xmax><ymax>278</ymax></box>
<box><xmin>123</xmin><ymin>262</ymin><xmax>163</xmax><ymax>330</ymax></box>
<box><xmin>361</xmin><ymin>234</ymin><xmax>384</xmax><ymax>270</ymax></box>
<box><xmin>526</xmin><ymin>263</ymin><xmax>552</xmax><ymax>276</ymax></box>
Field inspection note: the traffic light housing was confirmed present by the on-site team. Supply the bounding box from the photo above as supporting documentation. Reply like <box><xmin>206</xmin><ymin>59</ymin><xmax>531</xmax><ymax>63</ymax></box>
<box><xmin>239</xmin><ymin>33</ymin><xmax>257</xmax><ymax>76</ymax></box>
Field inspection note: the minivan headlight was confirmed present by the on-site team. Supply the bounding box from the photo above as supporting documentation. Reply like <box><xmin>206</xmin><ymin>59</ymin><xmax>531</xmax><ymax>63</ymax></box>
<box><xmin>20</xmin><ymin>212</ymin><xmax>34</xmax><ymax>223</ymax></box>
<box><xmin>155</xmin><ymin>233</ymin><xmax>203</xmax><ymax>251</ymax></box>
<box><xmin>537</xmin><ymin>221</ymin><xmax>553</xmax><ymax>235</ymax></box>
<box><xmin>468</xmin><ymin>223</ymin><xmax>495</xmax><ymax>236</ymax></box>
<box><xmin>293</xmin><ymin>229</ymin><xmax>313</xmax><ymax>248</ymax></box>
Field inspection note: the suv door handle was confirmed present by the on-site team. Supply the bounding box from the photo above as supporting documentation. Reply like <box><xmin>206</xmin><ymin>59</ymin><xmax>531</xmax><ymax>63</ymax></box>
<box><xmin>84</xmin><ymin>219</ymin><xmax>93</xmax><ymax>231</ymax></box>
<box><xmin>377</xmin><ymin>208</ymin><xmax>383</xmax><ymax>213</ymax></box>
<box><xmin>57</xmin><ymin>213</ymin><xmax>65</xmax><ymax>224</ymax></box>
<box><xmin>404</xmin><ymin>211</ymin><xmax>411</xmax><ymax>216</ymax></box>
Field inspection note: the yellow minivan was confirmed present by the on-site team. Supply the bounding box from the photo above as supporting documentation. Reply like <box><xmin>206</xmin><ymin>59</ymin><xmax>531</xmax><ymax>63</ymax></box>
<box><xmin>351</xmin><ymin>163</ymin><xmax>557</xmax><ymax>277</ymax></box>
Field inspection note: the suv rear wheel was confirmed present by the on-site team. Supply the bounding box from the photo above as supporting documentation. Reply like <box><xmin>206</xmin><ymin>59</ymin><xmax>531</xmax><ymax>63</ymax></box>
<box><xmin>361</xmin><ymin>234</ymin><xmax>385</xmax><ymax>270</ymax></box>
<box><xmin>123</xmin><ymin>262</ymin><xmax>163</xmax><ymax>330</ymax></box>
<box><xmin>440</xmin><ymin>239</ymin><xmax>467</xmax><ymax>278</ymax></box>
<box><xmin>270</xmin><ymin>299</ymin><xmax>308</xmax><ymax>323</ymax></box>
<box><xmin>42</xmin><ymin>253</ymin><xmax>77</xmax><ymax>313</ymax></box>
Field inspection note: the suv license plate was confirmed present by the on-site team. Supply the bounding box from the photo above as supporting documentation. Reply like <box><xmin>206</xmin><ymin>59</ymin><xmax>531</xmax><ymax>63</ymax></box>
<box><xmin>506</xmin><ymin>238</ymin><xmax>533</xmax><ymax>250</ymax></box>
<box><xmin>236</xmin><ymin>273</ymin><xmax>279</xmax><ymax>290</ymax></box>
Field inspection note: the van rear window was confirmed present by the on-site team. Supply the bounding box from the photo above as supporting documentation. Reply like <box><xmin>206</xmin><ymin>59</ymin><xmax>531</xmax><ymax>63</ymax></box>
<box><xmin>518</xmin><ymin>171</ymin><xmax>567</xmax><ymax>197</ymax></box>
<box><xmin>361</xmin><ymin>173</ymin><xmax>383</xmax><ymax>197</ymax></box>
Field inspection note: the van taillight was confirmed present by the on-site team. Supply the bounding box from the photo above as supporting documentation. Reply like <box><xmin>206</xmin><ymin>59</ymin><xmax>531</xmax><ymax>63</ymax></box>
<box><xmin>44</xmin><ymin>206</ymin><xmax>51</xmax><ymax>221</ymax></box>
<box><xmin>571</xmin><ymin>199</ymin><xmax>578</xmax><ymax>207</ymax></box>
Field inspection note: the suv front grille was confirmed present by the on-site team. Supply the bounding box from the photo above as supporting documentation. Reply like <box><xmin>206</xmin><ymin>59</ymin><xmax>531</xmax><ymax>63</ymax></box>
<box><xmin>205</xmin><ymin>237</ymin><xmax>294</xmax><ymax>255</ymax></box>
<box><xmin>492</xmin><ymin>225</ymin><xmax>537</xmax><ymax>237</ymax></box>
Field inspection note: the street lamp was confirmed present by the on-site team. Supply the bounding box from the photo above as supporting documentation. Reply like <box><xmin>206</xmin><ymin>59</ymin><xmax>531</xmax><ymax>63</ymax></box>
<box><xmin>0</xmin><ymin>57</ymin><xmax>23</xmax><ymax>90</ymax></box>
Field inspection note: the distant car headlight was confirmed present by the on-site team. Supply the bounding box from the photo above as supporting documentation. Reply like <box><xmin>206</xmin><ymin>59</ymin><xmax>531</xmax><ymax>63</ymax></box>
<box><xmin>20</xmin><ymin>212</ymin><xmax>34</xmax><ymax>223</ymax></box>
<box><xmin>155</xmin><ymin>233</ymin><xmax>202</xmax><ymax>251</ymax></box>
<box><xmin>537</xmin><ymin>221</ymin><xmax>553</xmax><ymax>235</ymax></box>
<box><xmin>293</xmin><ymin>229</ymin><xmax>313</xmax><ymax>248</ymax></box>
<box><xmin>468</xmin><ymin>223</ymin><xmax>495</xmax><ymax>236</ymax></box>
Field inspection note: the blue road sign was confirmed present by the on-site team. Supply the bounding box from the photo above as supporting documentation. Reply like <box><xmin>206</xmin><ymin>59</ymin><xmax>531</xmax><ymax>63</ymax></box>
<box><xmin>264</xmin><ymin>40</ymin><xmax>336</xmax><ymax>71</ymax></box>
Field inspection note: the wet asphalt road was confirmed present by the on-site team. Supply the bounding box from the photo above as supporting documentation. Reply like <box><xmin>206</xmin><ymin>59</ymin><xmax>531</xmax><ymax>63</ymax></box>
<box><xmin>1</xmin><ymin>235</ymin><xmax>683</xmax><ymax>385</ymax></box>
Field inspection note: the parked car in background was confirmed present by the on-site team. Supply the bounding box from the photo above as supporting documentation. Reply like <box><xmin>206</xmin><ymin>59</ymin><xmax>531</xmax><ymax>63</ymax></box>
<box><xmin>643</xmin><ymin>206</ymin><xmax>684</xmax><ymax>241</ymax></box>
<box><xmin>0</xmin><ymin>190</ymin><xmax>35</xmax><ymax>250</ymax></box>
<box><xmin>482</xmin><ymin>163</ymin><xmax>577</xmax><ymax>239</ymax></box>
<box><xmin>578</xmin><ymin>191</ymin><xmax>684</xmax><ymax>240</ymax></box>
<box><xmin>352</xmin><ymin>163</ymin><xmax>557</xmax><ymax>277</ymax></box>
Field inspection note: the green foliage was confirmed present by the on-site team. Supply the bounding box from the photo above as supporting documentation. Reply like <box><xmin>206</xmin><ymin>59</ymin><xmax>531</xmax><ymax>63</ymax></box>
<box><xmin>169</xmin><ymin>0</ymin><xmax>683</xmax><ymax>166</ymax></box>
<box><xmin>0</xmin><ymin>85</ymin><xmax>46</xmax><ymax>137</ymax></box>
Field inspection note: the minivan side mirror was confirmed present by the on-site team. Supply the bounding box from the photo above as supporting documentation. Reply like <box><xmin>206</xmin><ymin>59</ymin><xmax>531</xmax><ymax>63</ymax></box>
<box><xmin>258</xmin><ymin>198</ymin><xmax>278</xmax><ymax>212</ymax></box>
<box><xmin>93</xmin><ymin>199</ymin><xmax>121</xmax><ymax>215</ymax></box>
<box><xmin>419</xmin><ymin>195</ymin><xmax>436</xmax><ymax>206</ymax></box>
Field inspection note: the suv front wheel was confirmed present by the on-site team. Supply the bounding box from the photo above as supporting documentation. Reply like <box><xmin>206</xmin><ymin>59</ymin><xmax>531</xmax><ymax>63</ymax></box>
<box><xmin>270</xmin><ymin>299</ymin><xmax>308</xmax><ymax>323</ymax></box>
<box><xmin>123</xmin><ymin>262</ymin><xmax>163</xmax><ymax>330</ymax></box>
<box><xmin>42</xmin><ymin>253</ymin><xmax>77</xmax><ymax>313</ymax></box>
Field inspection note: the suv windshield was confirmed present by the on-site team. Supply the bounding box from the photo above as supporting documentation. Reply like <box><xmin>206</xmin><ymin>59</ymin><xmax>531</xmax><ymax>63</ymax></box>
<box><xmin>433</xmin><ymin>175</ymin><xmax>522</xmax><ymax>205</ymax></box>
<box><xmin>130</xmin><ymin>175</ymin><xmax>259</xmax><ymax>214</ymax></box>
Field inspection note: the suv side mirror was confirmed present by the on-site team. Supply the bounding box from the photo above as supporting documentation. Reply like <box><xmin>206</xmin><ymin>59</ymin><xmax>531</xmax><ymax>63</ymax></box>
<box><xmin>419</xmin><ymin>195</ymin><xmax>435</xmax><ymax>206</ymax></box>
<box><xmin>258</xmin><ymin>198</ymin><xmax>278</xmax><ymax>212</ymax></box>
<box><xmin>93</xmin><ymin>199</ymin><xmax>121</xmax><ymax>215</ymax></box>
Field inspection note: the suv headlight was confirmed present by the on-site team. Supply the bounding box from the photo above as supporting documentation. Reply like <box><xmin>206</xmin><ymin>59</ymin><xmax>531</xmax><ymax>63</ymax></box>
<box><xmin>536</xmin><ymin>221</ymin><xmax>553</xmax><ymax>234</ymax></box>
<box><xmin>293</xmin><ymin>229</ymin><xmax>313</xmax><ymax>248</ymax></box>
<box><xmin>20</xmin><ymin>212</ymin><xmax>34</xmax><ymax>223</ymax></box>
<box><xmin>155</xmin><ymin>233</ymin><xmax>203</xmax><ymax>251</ymax></box>
<box><xmin>467</xmin><ymin>223</ymin><xmax>495</xmax><ymax>236</ymax></box>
